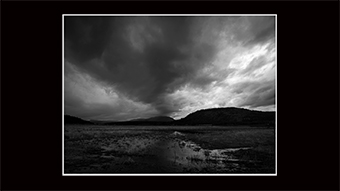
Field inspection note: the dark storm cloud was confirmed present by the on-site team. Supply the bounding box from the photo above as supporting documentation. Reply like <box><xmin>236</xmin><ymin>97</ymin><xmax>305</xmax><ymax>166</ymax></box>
<box><xmin>198</xmin><ymin>16</ymin><xmax>275</xmax><ymax>47</ymax></box>
<box><xmin>64</xmin><ymin>17</ymin><xmax>113</xmax><ymax>63</ymax></box>
<box><xmin>245</xmin><ymin>16</ymin><xmax>275</xmax><ymax>46</ymax></box>
<box><xmin>65</xmin><ymin>16</ymin><xmax>218</xmax><ymax>116</ymax></box>
<box><xmin>237</xmin><ymin>81</ymin><xmax>275</xmax><ymax>108</ymax></box>
<box><xmin>64</xmin><ymin>16</ymin><xmax>276</xmax><ymax>120</ymax></box>
<box><xmin>230</xmin><ymin>16</ymin><xmax>275</xmax><ymax>47</ymax></box>
<box><xmin>64</xmin><ymin>60</ymin><xmax>160</xmax><ymax>121</ymax></box>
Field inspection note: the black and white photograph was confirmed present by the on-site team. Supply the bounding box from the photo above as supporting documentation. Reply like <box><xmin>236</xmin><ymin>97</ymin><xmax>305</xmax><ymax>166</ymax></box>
<box><xmin>63</xmin><ymin>14</ymin><xmax>276</xmax><ymax>175</ymax></box>
<box><xmin>2</xmin><ymin>0</ymin><xmax>340</xmax><ymax>189</ymax></box>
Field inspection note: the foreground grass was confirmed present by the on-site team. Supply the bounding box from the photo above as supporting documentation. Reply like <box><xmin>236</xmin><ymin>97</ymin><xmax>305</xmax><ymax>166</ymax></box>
<box><xmin>64</xmin><ymin>125</ymin><xmax>275</xmax><ymax>173</ymax></box>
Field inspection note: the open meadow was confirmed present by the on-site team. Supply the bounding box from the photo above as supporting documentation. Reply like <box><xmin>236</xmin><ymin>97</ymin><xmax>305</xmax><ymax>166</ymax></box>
<box><xmin>64</xmin><ymin>125</ymin><xmax>275</xmax><ymax>174</ymax></box>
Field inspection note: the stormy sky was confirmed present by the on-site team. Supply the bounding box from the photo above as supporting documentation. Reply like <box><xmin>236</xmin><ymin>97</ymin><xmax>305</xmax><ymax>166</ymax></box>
<box><xmin>64</xmin><ymin>16</ymin><xmax>276</xmax><ymax>121</ymax></box>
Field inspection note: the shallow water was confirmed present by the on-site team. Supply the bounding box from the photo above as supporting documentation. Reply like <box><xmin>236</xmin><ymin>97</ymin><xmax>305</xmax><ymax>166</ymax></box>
<box><xmin>65</xmin><ymin>126</ymin><xmax>274</xmax><ymax>173</ymax></box>
<box><xmin>91</xmin><ymin>131</ymin><xmax>252</xmax><ymax>172</ymax></box>
<box><xmin>159</xmin><ymin>131</ymin><xmax>252</xmax><ymax>172</ymax></box>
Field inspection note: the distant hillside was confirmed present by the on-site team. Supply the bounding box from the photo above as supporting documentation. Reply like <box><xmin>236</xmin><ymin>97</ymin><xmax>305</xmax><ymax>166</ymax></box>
<box><xmin>130</xmin><ymin>116</ymin><xmax>175</xmax><ymax>122</ymax></box>
<box><xmin>64</xmin><ymin>115</ymin><xmax>93</xmax><ymax>125</ymax></box>
<box><xmin>66</xmin><ymin>107</ymin><xmax>275</xmax><ymax>127</ymax></box>
<box><xmin>106</xmin><ymin>116</ymin><xmax>175</xmax><ymax>126</ymax></box>
<box><xmin>89</xmin><ymin>120</ymin><xmax>111</xmax><ymax>125</ymax></box>
<box><xmin>176</xmin><ymin>107</ymin><xmax>275</xmax><ymax>127</ymax></box>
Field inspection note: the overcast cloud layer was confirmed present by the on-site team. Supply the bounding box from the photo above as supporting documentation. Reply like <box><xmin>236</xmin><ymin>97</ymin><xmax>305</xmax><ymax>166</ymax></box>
<box><xmin>64</xmin><ymin>16</ymin><xmax>276</xmax><ymax>121</ymax></box>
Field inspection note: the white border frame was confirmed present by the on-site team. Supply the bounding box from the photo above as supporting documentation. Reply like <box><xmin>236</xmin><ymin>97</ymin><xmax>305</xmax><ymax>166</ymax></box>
<box><xmin>62</xmin><ymin>14</ymin><xmax>277</xmax><ymax>176</ymax></box>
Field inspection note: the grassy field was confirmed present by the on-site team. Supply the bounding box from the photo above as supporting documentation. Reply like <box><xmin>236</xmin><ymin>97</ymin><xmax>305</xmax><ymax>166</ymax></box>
<box><xmin>64</xmin><ymin>125</ymin><xmax>275</xmax><ymax>174</ymax></box>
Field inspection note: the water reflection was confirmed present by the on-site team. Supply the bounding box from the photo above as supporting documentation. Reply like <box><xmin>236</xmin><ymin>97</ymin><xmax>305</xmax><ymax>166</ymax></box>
<box><xmin>163</xmin><ymin>131</ymin><xmax>252</xmax><ymax>172</ymax></box>
<box><xmin>97</xmin><ymin>131</ymin><xmax>253</xmax><ymax>173</ymax></box>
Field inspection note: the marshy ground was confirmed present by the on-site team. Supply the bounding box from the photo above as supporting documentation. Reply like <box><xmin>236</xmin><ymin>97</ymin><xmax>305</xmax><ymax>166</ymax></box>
<box><xmin>64</xmin><ymin>125</ymin><xmax>275</xmax><ymax>174</ymax></box>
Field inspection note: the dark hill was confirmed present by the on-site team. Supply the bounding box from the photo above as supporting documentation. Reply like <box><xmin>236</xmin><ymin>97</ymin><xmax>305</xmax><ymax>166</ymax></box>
<box><xmin>66</xmin><ymin>107</ymin><xmax>275</xmax><ymax>127</ymax></box>
<box><xmin>106</xmin><ymin>116</ymin><xmax>175</xmax><ymax>126</ymax></box>
<box><xmin>176</xmin><ymin>107</ymin><xmax>275</xmax><ymax>127</ymax></box>
<box><xmin>64</xmin><ymin>115</ymin><xmax>93</xmax><ymax>125</ymax></box>
<box><xmin>131</xmin><ymin>116</ymin><xmax>175</xmax><ymax>122</ymax></box>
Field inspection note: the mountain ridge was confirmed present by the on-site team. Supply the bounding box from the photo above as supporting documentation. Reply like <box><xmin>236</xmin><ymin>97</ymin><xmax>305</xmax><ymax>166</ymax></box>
<box><xmin>64</xmin><ymin>107</ymin><xmax>275</xmax><ymax>127</ymax></box>
<box><xmin>129</xmin><ymin>116</ymin><xmax>175</xmax><ymax>122</ymax></box>
<box><xmin>64</xmin><ymin>115</ymin><xmax>93</xmax><ymax>125</ymax></box>
<box><xmin>176</xmin><ymin>107</ymin><xmax>275</xmax><ymax>126</ymax></box>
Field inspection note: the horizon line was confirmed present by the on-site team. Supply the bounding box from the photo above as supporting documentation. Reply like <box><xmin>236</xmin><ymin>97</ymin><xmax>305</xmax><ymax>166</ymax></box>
<box><xmin>65</xmin><ymin>106</ymin><xmax>276</xmax><ymax>122</ymax></box>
